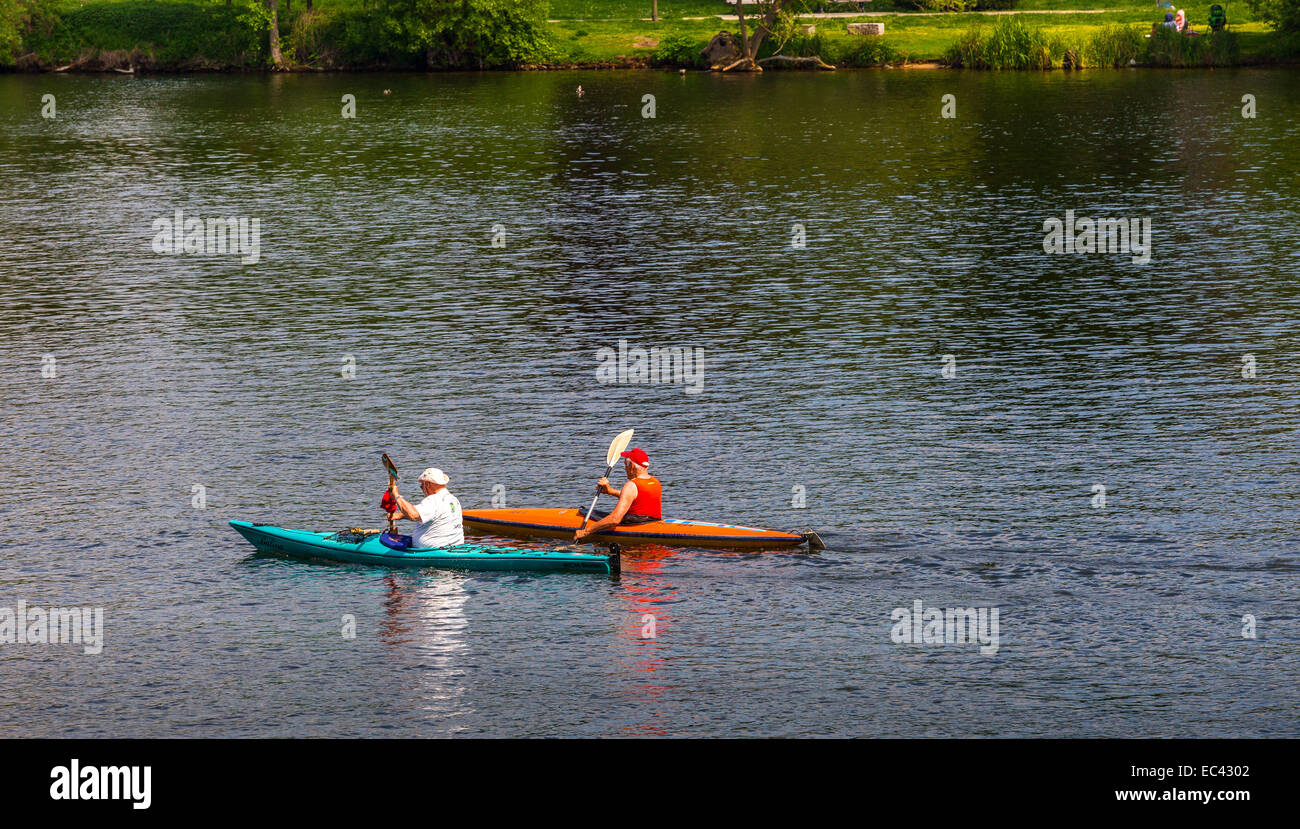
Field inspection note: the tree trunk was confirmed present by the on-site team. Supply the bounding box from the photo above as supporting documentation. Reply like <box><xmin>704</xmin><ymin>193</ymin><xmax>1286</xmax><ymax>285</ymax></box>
<box><xmin>744</xmin><ymin>1</ymin><xmax>785</xmax><ymax>63</ymax></box>
<box><xmin>267</xmin><ymin>0</ymin><xmax>285</xmax><ymax>70</ymax></box>
<box><xmin>652</xmin><ymin>1</ymin><xmax>658</xmax><ymax>22</ymax></box>
<box><xmin>725</xmin><ymin>0</ymin><xmax>788</xmax><ymax>71</ymax></box>
<box><xmin>757</xmin><ymin>55</ymin><xmax>835</xmax><ymax>70</ymax></box>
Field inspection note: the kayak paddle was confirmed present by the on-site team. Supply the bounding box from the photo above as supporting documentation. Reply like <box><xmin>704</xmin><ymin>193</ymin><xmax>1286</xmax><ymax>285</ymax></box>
<box><xmin>580</xmin><ymin>429</ymin><xmax>634</xmax><ymax>531</ymax></box>
<box><xmin>381</xmin><ymin>453</ymin><xmax>399</xmax><ymax>534</ymax></box>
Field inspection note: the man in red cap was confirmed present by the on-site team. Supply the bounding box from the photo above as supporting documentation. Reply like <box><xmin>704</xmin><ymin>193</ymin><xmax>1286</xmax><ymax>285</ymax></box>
<box><xmin>574</xmin><ymin>447</ymin><xmax>662</xmax><ymax>541</ymax></box>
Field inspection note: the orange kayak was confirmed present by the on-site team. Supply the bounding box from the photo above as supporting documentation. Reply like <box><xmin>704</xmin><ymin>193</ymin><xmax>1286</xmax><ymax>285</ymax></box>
<box><xmin>462</xmin><ymin>507</ymin><xmax>819</xmax><ymax>549</ymax></box>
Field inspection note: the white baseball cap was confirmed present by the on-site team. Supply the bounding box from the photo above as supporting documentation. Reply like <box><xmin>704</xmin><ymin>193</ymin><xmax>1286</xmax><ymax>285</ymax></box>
<box><xmin>417</xmin><ymin>467</ymin><xmax>450</xmax><ymax>485</ymax></box>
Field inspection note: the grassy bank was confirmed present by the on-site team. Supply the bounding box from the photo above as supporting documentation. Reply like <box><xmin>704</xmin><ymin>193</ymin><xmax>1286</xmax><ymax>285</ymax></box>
<box><xmin>4</xmin><ymin>0</ymin><xmax>1297</xmax><ymax>71</ymax></box>
<box><xmin>547</xmin><ymin>1</ymin><xmax>1289</xmax><ymax>68</ymax></box>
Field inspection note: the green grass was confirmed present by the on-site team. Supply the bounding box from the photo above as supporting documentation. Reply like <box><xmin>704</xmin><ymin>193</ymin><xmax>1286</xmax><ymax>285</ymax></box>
<box><xmin>549</xmin><ymin>7</ymin><xmax>1279</xmax><ymax>66</ymax></box>
<box><xmin>5</xmin><ymin>0</ymin><xmax>1294</xmax><ymax>69</ymax></box>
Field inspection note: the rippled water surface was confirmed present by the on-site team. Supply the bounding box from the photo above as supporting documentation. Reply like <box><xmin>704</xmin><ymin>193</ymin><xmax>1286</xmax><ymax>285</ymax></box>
<box><xmin>1</xmin><ymin>69</ymin><xmax>1298</xmax><ymax>737</ymax></box>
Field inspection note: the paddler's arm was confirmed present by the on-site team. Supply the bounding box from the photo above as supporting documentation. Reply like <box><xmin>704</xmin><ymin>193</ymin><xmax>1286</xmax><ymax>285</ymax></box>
<box><xmin>574</xmin><ymin>480</ymin><xmax>637</xmax><ymax>540</ymax></box>
<box><xmin>388</xmin><ymin>483</ymin><xmax>421</xmax><ymax>522</ymax></box>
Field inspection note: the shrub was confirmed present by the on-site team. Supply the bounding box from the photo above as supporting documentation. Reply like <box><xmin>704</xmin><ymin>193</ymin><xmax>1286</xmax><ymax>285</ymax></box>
<box><xmin>287</xmin><ymin>9</ymin><xmax>329</xmax><ymax>64</ymax></box>
<box><xmin>909</xmin><ymin>0</ymin><xmax>976</xmax><ymax>10</ymax></box>
<box><xmin>2</xmin><ymin>0</ymin><xmax>61</xmax><ymax>64</ymax></box>
<box><xmin>1085</xmin><ymin>23</ymin><xmax>1143</xmax><ymax>67</ymax></box>
<box><xmin>1243</xmin><ymin>0</ymin><xmax>1300</xmax><ymax>33</ymax></box>
<box><xmin>838</xmin><ymin>34</ymin><xmax>899</xmax><ymax>66</ymax></box>
<box><xmin>652</xmin><ymin>32</ymin><xmax>703</xmax><ymax>67</ymax></box>
<box><xmin>906</xmin><ymin>0</ymin><xmax>1017</xmax><ymax>9</ymax></box>
<box><xmin>946</xmin><ymin>17</ymin><xmax>1054</xmax><ymax>69</ymax></box>
<box><xmin>1144</xmin><ymin>26</ymin><xmax>1239</xmax><ymax>66</ymax></box>
<box><xmin>23</xmin><ymin>2</ymin><xmax>258</xmax><ymax>66</ymax></box>
<box><xmin>783</xmin><ymin>31</ymin><xmax>826</xmax><ymax>58</ymax></box>
<box><xmin>377</xmin><ymin>0</ymin><xmax>552</xmax><ymax>69</ymax></box>
<box><xmin>1</xmin><ymin>0</ymin><xmax>59</xmax><ymax>63</ymax></box>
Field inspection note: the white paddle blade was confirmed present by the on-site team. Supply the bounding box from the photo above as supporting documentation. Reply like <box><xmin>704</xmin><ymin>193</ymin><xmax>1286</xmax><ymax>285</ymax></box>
<box><xmin>605</xmin><ymin>429</ymin><xmax>635</xmax><ymax>467</ymax></box>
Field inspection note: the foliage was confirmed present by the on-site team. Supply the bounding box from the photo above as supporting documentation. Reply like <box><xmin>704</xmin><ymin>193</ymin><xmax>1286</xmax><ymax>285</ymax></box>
<box><xmin>233</xmin><ymin>0</ymin><xmax>276</xmax><ymax>58</ymax></box>
<box><xmin>1242</xmin><ymin>0</ymin><xmax>1300</xmax><ymax>33</ymax></box>
<box><xmin>1084</xmin><ymin>22</ymin><xmax>1142</xmax><ymax>67</ymax></box>
<box><xmin>377</xmin><ymin>0</ymin><xmax>552</xmax><ymax>68</ymax></box>
<box><xmin>781</xmin><ymin>31</ymin><xmax>826</xmax><ymax>58</ymax></box>
<box><xmin>765</xmin><ymin>3</ymin><xmax>803</xmax><ymax>55</ymax></box>
<box><xmin>20</xmin><ymin>1</ymin><xmax>259</xmax><ymax>66</ymax></box>
<box><xmin>288</xmin><ymin>8</ymin><xmax>330</xmax><ymax>64</ymax></box>
<box><xmin>836</xmin><ymin>33</ymin><xmax>900</xmax><ymax>66</ymax></box>
<box><xmin>0</xmin><ymin>0</ymin><xmax>59</xmax><ymax>65</ymax></box>
<box><xmin>908</xmin><ymin>0</ymin><xmax>977</xmax><ymax>10</ymax></box>
<box><xmin>945</xmin><ymin>17</ymin><xmax>1055</xmax><ymax>69</ymax></box>
<box><xmin>651</xmin><ymin>31</ymin><xmax>702</xmax><ymax>67</ymax></box>
<box><xmin>909</xmin><ymin>0</ymin><xmax>1016</xmax><ymax>8</ymax></box>
<box><xmin>1143</xmin><ymin>25</ymin><xmax>1239</xmax><ymax>66</ymax></box>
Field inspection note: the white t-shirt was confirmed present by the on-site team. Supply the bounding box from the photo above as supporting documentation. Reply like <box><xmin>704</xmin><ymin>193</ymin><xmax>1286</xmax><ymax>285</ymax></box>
<box><xmin>410</xmin><ymin>490</ymin><xmax>464</xmax><ymax>549</ymax></box>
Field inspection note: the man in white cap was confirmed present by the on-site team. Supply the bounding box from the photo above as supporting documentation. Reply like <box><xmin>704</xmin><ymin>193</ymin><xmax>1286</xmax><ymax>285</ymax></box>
<box><xmin>386</xmin><ymin>467</ymin><xmax>464</xmax><ymax>548</ymax></box>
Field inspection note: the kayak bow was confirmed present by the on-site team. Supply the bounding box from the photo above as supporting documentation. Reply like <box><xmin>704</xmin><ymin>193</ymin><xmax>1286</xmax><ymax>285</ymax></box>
<box><xmin>230</xmin><ymin>521</ymin><xmax>618</xmax><ymax>574</ymax></box>
<box><xmin>463</xmin><ymin>508</ymin><xmax>821</xmax><ymax>549</ymax></box>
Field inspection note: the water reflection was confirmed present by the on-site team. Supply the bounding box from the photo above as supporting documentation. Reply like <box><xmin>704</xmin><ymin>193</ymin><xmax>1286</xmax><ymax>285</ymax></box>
<box><xmin>378</xmin><ymin>572</ymin><xmax>472</xmax><ymax>720</ymax></box>
<box><xmin>614</xmin><ymin>544</ymin><xmax>678</xmax><ymax>737</ymax></box>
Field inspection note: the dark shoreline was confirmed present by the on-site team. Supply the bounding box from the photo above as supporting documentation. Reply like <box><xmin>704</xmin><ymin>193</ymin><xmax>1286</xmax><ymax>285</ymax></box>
<box><xmin>9</xmin><ymin>57</ymin><xmax>1299</xmax><ymax>74</ymax></box>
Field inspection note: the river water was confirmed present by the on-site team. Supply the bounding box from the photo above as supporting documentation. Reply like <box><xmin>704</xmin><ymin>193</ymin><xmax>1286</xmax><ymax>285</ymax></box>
<box><xmin>1</xmin><ymin>69</ymin><xmax>1297</xmax><ymax>737</ymax></box>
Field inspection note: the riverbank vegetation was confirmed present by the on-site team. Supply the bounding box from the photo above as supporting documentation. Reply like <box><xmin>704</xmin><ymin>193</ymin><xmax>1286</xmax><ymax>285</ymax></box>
<box><xmin>1</xmin><ymin>0</ymin><xmax>1296</xmax><ymax>71</ymax></box>
<box><xmin>944</xmin><ymin>16</ymin><xmax>1241</xmax><ymax>68</ymax></box>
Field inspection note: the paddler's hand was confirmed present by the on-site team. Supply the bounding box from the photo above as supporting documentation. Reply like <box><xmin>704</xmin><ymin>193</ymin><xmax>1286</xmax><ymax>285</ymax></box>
<box><xmin>573</xmin><ymin>527</ymin><xmax>591</xmax><ymax>542</ymax></box>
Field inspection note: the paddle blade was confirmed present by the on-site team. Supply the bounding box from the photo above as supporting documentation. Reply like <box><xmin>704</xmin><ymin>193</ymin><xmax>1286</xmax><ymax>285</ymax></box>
<box><xmin>381</xmin><ymin>453</ymin><xmax>398</xmax><ymax>480</ymax></box>
<box><xmin>605</xmin><ymin>429</ymin><xmax>635</xmax><ymax>467</ymax></box>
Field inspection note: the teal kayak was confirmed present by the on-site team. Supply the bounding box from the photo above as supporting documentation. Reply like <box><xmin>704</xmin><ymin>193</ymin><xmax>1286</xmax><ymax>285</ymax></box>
<box><xmin>230</xmin><ymin>521</ymin><xmax>618</xmax><ymax>574</ymax></box>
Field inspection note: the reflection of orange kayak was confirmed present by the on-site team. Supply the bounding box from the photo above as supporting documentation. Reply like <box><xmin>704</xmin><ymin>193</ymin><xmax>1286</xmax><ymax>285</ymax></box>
<box><xmin>463</xmin><ymin>507</ymin><xmax>821</xmax><ymax>549</ymax></box>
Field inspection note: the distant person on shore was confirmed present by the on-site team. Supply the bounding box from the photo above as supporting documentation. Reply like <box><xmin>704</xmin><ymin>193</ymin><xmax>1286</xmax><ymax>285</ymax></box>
<box><xmin>1175</xmin><ymin>9</ymin><xmax>1187</xmax><ymax>31</ymax></box>
<box><xmin>1208</xmin><ymin>3</ymin><xmax>1227</xmax><ymax>32</ymax></box>
<box><xmin>1149</xmin><ymin>11</ymin><xmax>1176</xmax><ymax>38</ymax></box>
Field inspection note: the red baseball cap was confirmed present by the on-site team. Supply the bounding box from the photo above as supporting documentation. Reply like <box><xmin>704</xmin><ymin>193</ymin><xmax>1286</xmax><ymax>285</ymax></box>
<box><xmin>620</xmin><ymin>448</ymin><xmax>650</xmax><ymax>466</ymax></box>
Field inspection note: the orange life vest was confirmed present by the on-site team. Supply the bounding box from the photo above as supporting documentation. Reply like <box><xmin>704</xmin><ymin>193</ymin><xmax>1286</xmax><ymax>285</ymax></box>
<box><xmin>627</xmin><ymin>475</ymin><xmax>662</xmax><ymax>519</ymax></box>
